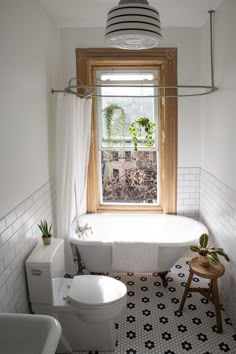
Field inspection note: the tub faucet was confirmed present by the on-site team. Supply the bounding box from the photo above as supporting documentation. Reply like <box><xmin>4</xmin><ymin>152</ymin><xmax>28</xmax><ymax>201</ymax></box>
<box><xmin>75</xmin><ymin>219</ymin><xmax>93</xmax><ymax>239</ymax></box>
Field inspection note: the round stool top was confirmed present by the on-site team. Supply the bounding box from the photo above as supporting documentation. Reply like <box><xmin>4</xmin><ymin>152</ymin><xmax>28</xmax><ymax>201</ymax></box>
<box><xmin>190</xmin><ymin>257</ymin><xmax>225</xmax><ymax>279</ymax></box>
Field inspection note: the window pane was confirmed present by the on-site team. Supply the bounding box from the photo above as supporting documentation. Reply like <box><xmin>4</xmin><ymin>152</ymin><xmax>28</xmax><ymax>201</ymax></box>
<box><xmin>101</xmin><ymin>150</ymin><xmax>160</xmax><ymax>205</ymax></box>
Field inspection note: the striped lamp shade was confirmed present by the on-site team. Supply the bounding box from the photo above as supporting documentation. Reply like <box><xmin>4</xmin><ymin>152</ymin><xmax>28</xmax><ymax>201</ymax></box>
<box><xmin>105</xmin><ymin>0</ymin><xmax>162</xmax><ymax>50</ymax></box>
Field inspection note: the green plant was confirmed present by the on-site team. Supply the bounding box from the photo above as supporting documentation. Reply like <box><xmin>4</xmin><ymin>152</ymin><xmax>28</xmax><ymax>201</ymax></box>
<box><xmin>129</xmin><ymin>116</ymin><xmax>156</xmax><ymax>152</ymax></box>
<box><xmin>38</xmin><ymin>220</ymin><xmax>52</xmax><ymax>238</ymax></box>
<box><xmin>189</xmin><ymin>233</ymin><xmax>230</xmax><ymax>265</ymax></box>
<box><xmin>102</xmin><ymin>103</ymin><xmax>126</xmax><ymax>149</ymax></box>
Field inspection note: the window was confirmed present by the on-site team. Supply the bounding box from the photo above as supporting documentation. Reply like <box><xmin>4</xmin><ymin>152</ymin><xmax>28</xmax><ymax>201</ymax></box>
<box><xmin>112</xmin><ymin>151</ymin><xmax>119</xmax><ymax>161</ymax></box>
<box><xmin>97</xmin><ymin>68</ymin><xmax>159</xmax><ymax>206</ymax></box>
<box><xmin>76</xmin><ymin>48</ymin><xmax>177</xmax><ymax>214</ymax></box>
<box><xmin>125</xmin><ymin>151</ymin><xmax>131</xmax><ymax>161</ymax></box>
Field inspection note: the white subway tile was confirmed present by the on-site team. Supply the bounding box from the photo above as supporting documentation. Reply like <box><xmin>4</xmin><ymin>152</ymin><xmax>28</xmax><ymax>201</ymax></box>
<box><xmin>0</xmin><ymin>283</ymin><xmax>7</xmax><ymax>302</ymax></box>
<box><xmin>5</xmin><ymin>210</ymin><xmax>17</xmax><ymax>228</ymax></box>
<box><xmin>16</xmin><ymin>203</ymin><xmax>26</xmax><ymax>218</ymax></box>
<box><xmin>15</xmin><ymin>238</ymin><xmax>25</xmax><ymax>255</ymax></box>
<box><xmin>177</xmin><ymin>174</ymin><xmax>184</xmax><ymax>181</ymax></box>
<box><xmin>0</xmin><ymin>259</ymin><xmax>4</xmax><ymax>275</ymax></box>
<box><xmin>22</xmin><ymin>210</ymin><xmax>31</xmax><ymax>225</ymax></box>
<box><xmin>1</xmin><ymin>286</ymin><xmax>14</xmax><ymax>311</ymax></box>
<box><xmin>184</xmin><ymin>174</ymin><xmax>198</xmax><ymax>181</ymax></box>
<box><xmin>6</xmin><ymin>268</ymin><xmax>18</xmax><ymax>291</ymax></box>
<box><xmin>4</xmin><ymin>248</ymin><xmax>16</xmax><ymax>268</ymax></box>
<box><xmin>183</xmin><ymin>187</ymin><xmax>198</xmax><ymax>193</ymax></box>
<box><xmin>190</xmin><ymin>193</ymin><xmax>200</xmax><ymax>199</ymax></box>
<box><xmin>0</xmin><ymin>242</ymin><xmax>9</xmax><ymax>262</ymax></box>
<box><xmin>12</xmin><ymin>216</ymin><xmax>23</xmax><ymax>234</ymax></box>
<box><xmin>178</xmin><ymin>168</ymin><xmax>190</xmax><ymax>175</ymax></box>
<box><xmin>0</xmin><ymin>218</ymin><xmax>6</xmax><ymax>234</ymax></box>
<box><xmin>178</xmin><ymin>193</ymin><xmax>190</xmax><ymax>200</ymax></box>
<box><xmin>10</xmin><ymin>252</ymin><xmax>21</xmax><ymax>272</ymax></box>
<box><xmin>190</xmin><ymin>167</ymin><xmax>200</xmax><ymax>174</ymax></box>
<box><xmin>177</xmin><ymin>180</ymin><xmax>185</xmax><ymax>187</ymax></box>
<box><xmin>8</xmin><ymin>231</ymin><xmax>19</xmax><ymax>249</ymax></box>
<box><xmin>0</xmin><ymin>266</ymin><xmax>11</xmax><ymax>288</ymax></box>
<box><xmin>32</xmin><ymin>190</ymin><xmax>41</xmax><ymax>203</ymax></box>
<box><xmin>1</xmin><ymin>226</ymin><xmax>13</xmax><ymax>245</ymax></box>
<box><xmin>24</xmin><ymin>196</ymin><xmax>33</xmax><ymax>210</ymax></box>
<box><xmin>9</xmin><ymin>291</ymin><xmax>19</xmax><ymax>312</ymax></box>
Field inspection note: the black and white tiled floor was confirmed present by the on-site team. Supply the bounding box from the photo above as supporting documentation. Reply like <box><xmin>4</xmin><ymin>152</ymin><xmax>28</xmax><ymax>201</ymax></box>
<box><xmin>73</xmin><ymin>257</ymin><xmax>236</xmax><ymax>354</ymax></box>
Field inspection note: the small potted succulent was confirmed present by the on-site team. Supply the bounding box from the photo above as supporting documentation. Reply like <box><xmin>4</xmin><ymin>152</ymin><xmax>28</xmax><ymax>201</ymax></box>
<box><xmin>38</xmin><ymin>220</ymin><xmax>52</xmax><ymax>245</ymax></box>
<box><xmin>189</xmin><ymin>233</ymin><xmax>230</xmax><ymax>267</ymax></box>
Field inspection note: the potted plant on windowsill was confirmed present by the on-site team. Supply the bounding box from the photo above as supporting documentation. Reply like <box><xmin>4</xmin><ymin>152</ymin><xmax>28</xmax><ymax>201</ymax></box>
<box><xmin>38</xmin><ymin>220</ymin><xmax>52</xmax><ymax>246</ymax></box>
<box><xmin>189</xmin><ymin>233</ymin><xmax>230</xmax><ymax>267</ymax></box>
<box><xmin>129</xmin><ymin>115</ymin><xmax>156</xmax><ymax>152</ymax></box>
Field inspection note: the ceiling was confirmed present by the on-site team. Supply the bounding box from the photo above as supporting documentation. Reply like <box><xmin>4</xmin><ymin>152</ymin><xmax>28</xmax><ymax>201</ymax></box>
<box><xmin>40</xmin><ymin>0</ymin><xmax>223</xmax><ymax>28</ymax></box>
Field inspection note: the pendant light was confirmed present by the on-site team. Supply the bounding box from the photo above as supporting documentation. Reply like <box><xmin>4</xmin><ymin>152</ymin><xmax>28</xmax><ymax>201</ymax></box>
<box><xmin>105</xmin><ymin>0</ymin><xmax>162</xmax><ymax>50</ymax></box>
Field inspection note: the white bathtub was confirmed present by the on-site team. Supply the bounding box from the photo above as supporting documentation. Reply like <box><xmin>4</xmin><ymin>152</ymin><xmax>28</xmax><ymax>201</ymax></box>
<box><xmin>70</xmin><ymin>214</ymin><xmax>208</xmax><ymax>285</ymax></box>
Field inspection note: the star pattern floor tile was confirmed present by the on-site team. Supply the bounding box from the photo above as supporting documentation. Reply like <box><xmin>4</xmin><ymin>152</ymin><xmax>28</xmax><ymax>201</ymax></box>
<box><xmin>72</xmin><ymin>257</ymin><xmax>236</xmax><ymax>354</ymax></box>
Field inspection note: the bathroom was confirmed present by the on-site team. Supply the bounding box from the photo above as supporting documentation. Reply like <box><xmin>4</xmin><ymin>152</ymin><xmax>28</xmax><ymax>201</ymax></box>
<box><xmin>0</xmin><ymin>0</ymin><xmax>235</xmax><ymax>353</ymax></box>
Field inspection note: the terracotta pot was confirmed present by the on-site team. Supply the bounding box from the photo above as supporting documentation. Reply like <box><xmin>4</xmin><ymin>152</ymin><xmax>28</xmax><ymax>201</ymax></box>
<box><xmin>42</xmin><ymin>236</ymin><xmax>51</xmax><ymax>246</ymax></box>
<box><xmin>198</xmin><ymin>255</ymin><xmax>209</xmax><ymax>267</ymax></box>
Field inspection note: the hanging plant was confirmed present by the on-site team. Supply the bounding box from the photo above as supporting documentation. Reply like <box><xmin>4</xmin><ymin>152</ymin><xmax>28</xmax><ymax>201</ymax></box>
<box><xmin>102</xmin><ymin>103</ymin><xmax>126</xmax><ymax>150</ymax></box>
<box><xmin>129</xmin><ymin>116</ymin><xmax>156</xmax><ymax>152</ymax></box>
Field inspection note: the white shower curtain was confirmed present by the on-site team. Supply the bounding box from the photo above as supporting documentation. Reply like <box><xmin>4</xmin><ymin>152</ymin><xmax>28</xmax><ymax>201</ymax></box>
<box><xmin>56</xmin><ymin>93</ymin><xmax>92</xmax><ymax>273</ymax></box>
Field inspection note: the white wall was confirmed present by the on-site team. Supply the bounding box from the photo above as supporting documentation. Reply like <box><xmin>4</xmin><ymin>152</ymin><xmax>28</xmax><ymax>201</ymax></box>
<box><xmin>0</xmin><ymin>0</ymin><xmax>62</xmax><ymax>219</ymax></box>
<box><xmin>0</xmin><ymin>0</ymin><xmax>61</xmax><ymax>313</ymax></box>
<box><xmin>201</xmin><ymin>0</ymin><xmax>236</xmax><ymax>191</ymax></box>
<box><xmin>200</xmin><ymin>0</ymin><xmax>236</xmax><ymax>327</ymax></box>
<box><xmin>61</xmin><ymin>26</ymin><xmax>202</xmax><ymax>168</ymax></box>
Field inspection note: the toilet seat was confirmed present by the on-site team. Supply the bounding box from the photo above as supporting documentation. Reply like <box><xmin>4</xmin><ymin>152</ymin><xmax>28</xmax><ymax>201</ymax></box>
<box><xmin>67</xmin><ymin>275</ymin><xmax>127</xmax><ymax>308</ymax></box>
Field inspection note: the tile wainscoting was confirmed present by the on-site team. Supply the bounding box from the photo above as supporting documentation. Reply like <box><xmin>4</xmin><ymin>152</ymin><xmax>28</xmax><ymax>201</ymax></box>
<box><xmin>0</xmin><ymin>179</ymin><xmax>56</xmax><ymax>313</ymax></box>
<box><xmin>200</xmin><ymin>169</ymin><xmax>236</xmax><ymax>328</ymax></box>
<box><xmin>177</xmin><ymin>167</ymin><xmax>200</xmax><ymax>219</ymax></box>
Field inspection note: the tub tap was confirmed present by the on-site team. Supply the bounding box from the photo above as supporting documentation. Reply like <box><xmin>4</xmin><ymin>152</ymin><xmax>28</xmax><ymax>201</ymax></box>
<box><xmin>75</xmin><ymin>219</ymin><xmax>93</xmax><ymax>239</ymax></box>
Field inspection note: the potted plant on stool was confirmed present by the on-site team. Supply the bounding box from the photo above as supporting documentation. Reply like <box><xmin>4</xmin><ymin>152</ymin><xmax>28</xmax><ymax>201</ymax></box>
<box><xmin>189</xmin><ymin>233</ymin><xmax>230</xmax><ymax>267</ymax></box>
<box><xmin>38</xmin><ymin>220</ymin><xmax>52</xmax><ymax>245</ymax></box>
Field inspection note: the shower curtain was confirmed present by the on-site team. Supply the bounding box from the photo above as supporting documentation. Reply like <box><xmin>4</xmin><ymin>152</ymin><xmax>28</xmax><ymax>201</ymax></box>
<box><xmin>56</xmin><ymin>93</ymin><xmax>92</xmax><ymax>273</ymax></box>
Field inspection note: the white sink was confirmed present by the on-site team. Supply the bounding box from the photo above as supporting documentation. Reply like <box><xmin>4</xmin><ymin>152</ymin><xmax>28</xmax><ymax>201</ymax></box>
<box><xmin>0</xmin><ymin>313</ymin><xmax>61</xmax><ymax>354</ymax></box>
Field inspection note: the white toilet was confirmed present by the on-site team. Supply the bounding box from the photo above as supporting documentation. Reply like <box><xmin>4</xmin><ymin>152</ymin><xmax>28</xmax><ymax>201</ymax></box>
<box><xmin>25</xmin><ymin>238</ymin><xmax>127</xmax><ymax>353</ymax></box>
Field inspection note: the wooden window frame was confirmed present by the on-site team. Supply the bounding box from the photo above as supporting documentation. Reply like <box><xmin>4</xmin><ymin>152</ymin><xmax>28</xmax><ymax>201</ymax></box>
<box><xmin>76</xmin><ymin>48</ymin><xmax>177</xmax><ymax>214</ymax></box>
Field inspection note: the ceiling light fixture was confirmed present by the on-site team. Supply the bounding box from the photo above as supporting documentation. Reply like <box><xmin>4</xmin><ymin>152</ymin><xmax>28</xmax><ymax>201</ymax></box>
<box><xmin>104</xmin><ymin>0</ymin><xmax>162</xmax><ymax>50</ymax></box>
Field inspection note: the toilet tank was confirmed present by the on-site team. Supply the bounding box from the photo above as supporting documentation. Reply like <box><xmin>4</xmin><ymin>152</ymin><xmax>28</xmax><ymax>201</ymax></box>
<box><xmin>26</xmin><ymin>238</ymin><xmax>65</xmax><ymax>305</ymax></box>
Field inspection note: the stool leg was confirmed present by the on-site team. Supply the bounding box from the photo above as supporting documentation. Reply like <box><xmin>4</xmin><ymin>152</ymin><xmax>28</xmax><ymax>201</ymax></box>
<box><xmin>211</xmin><ymin>279</ymin><xmax>223</xmax><ymax>333</ymax></box>
<box><xmin>179</xmin><ymin>270</ymin><xmax>193</xmax><ymax>311</ymax></box>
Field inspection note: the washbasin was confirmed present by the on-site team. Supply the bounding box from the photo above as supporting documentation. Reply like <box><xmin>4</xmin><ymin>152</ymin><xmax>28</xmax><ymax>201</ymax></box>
<box><xmin>0</xmin><ymin>313</ymin><xmax>61</xmax><ymax>354</ymax></box>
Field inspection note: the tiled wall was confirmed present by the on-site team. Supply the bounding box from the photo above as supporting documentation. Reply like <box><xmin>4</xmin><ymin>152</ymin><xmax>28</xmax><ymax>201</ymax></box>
<box><xmin>199</xmin><ymin>169</ymin><xmax>236</xmax><ymax>327</ymax></box>
<box><xmin>0</xmin><ymin>179</ymin><xmax>56</xmax><ymax>313</ymax></box>
<box><xmin>177</xmin><ymin>167</ymin><xmax>200</xmax><ymax>219</ymax></box>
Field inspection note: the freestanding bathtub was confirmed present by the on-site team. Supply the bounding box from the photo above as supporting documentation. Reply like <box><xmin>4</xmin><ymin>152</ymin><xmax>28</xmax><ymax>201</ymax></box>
<box><xmin>70</xmin><ymin>214</ymin><xmax>208</xmax><ymax>286</ymax></box>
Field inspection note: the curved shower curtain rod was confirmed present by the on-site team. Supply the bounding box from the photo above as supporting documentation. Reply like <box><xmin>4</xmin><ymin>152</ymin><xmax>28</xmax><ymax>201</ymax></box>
<box><xmin>51</xmin><ymin>10</ymin><xmax>217</xmax><ymax>98</ymax></box>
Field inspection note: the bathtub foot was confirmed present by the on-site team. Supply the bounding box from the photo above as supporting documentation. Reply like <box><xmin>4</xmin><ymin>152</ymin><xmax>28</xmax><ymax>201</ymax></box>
<box><xmin>158</xmin><ymin>271</ymin><xmax>169</xmax><ymax>288</ymax></box>
<box><xmin>75</xmin><ymin>246</ymin><xmax>84</xmax><ymax>274</ymax></box>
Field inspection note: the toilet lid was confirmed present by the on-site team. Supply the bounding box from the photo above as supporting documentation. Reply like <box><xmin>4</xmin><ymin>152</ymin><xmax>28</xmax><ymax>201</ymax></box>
<box><xmin>67</xmin><ymin>275</ymin><xmax>127</xmax><ymax>307</ymax></box>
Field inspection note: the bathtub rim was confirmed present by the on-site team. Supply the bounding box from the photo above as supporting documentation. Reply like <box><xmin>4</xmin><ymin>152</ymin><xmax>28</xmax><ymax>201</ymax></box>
<box><xmin>70</xmin><ymin>214</ymin><xmax>208</xmax><ymax>247</ymax></box>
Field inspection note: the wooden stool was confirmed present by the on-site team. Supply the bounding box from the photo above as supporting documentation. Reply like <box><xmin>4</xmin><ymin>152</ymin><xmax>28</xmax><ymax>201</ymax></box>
<box><xmin>179</xmin><ymin>257</ymin><xmax>225</xmax><ymax>333</ymax></box>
